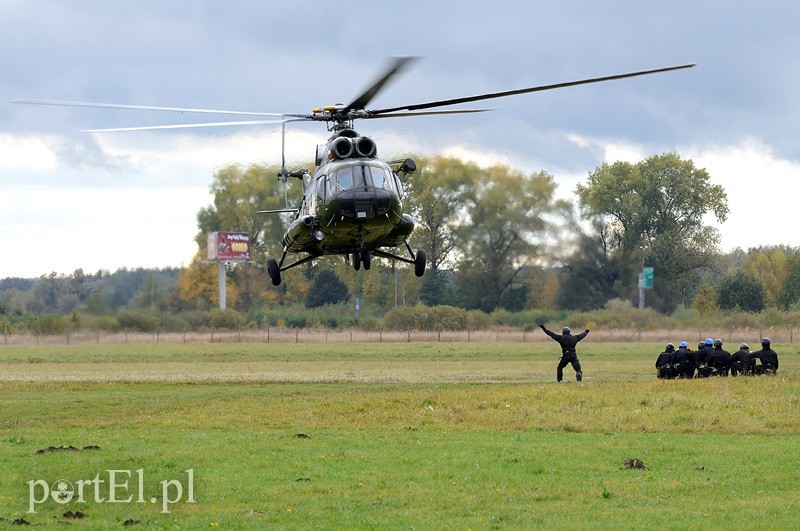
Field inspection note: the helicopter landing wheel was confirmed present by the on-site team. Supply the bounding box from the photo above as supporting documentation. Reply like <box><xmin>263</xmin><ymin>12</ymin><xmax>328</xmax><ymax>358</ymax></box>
<box><xmin>414</xmin><ymin>249</ymin><xmax>427</xmax><ymax>277</ymax></box>
<box><xmin>353</xmin><ymin>251</ymin><xmax>361</xmax><ymax>271</ymax></box>
<box><xmin>362</xmin><ymin>249</ymin><xmax>371</xmax><ymax>270</ymax></box>
<box><xmin>267</xmin><ymin>258</ymin><xmax>282</xmax><ymax>286</ymax></box>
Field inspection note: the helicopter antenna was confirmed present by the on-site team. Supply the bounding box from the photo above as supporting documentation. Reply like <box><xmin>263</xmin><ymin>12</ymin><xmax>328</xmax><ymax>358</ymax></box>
<box><xmin>280</xmin><ymin>120</ymin><xmax>289</xmax><ymax>208</ymax></box>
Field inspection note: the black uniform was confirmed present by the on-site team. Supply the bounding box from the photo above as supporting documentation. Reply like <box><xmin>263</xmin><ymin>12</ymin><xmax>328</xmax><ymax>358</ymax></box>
<box><xmin>730</xmin><ymin>347</ymin><xmax>753</xmax><ymax>376</ymax></box>
<box><xmin>674</xmin><ymin>346</ymin><xmax>696</xmax><ymax>379</ymax></box>
<box><xmin>709</xmin><ymin>344</ymin><xmax>731</xmax><ymax>376</ymax></box>
<box><xmin>540</xmin><ymin>325</ymin><xmax>589</xmax><ymax>382</ymax></box>
<box><xmin>656</xmin><ymin>345</ymin><xmax>676</xmax><ymax>379</ymax></box>
<box><xmin>695</xmin><ymin>343</ymin><xmax>715</xmax><ymax>378</ymax></box>
<box><xmin>752</xmin><ymin>347</ymin><xmax>779</xmax><ymax>374</ymax></box>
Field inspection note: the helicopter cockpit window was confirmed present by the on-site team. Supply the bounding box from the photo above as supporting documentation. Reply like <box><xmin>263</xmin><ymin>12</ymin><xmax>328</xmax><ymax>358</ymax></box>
<box><xmin>368</xmin><ymin>165</ymin><xmax>393</xmax><ymax>191</ymax></box>
<box><xmin>335</xmin><ymin>167</ymin><xmax>354</xmax><ymax>190</ymax></box>
<box><xmin>316</xmin><ymin>175</ymin><xmax>326</xmax><ymax>203</ymax></box>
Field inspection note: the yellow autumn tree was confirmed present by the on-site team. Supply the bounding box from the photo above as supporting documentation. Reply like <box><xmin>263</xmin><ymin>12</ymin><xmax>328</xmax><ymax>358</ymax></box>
<box><xmin>741</xmin><ymin>248</ymin><xmax>787</xmax><ymax>307</ymax></box>
<box><xmin>691</xmin><ymin>282</ymin><xmax>718</xmax><ymax>315</ymax></box>
<box><xmin>178</xmin><ymin>253</ymin><xmax>238</xmax><ymax>309</ymax></box>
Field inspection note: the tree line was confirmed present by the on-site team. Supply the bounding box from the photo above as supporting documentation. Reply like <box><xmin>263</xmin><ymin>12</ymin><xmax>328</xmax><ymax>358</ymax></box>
<box><xmin>3</xmin><ymin>152</ymin><xmax>800</xmax><ymax>328</ymax></box>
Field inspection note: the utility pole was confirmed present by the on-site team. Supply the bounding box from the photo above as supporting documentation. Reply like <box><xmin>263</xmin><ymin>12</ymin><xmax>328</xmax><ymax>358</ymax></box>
<box><xmin>218</xmin><ymin>260</ymin><xmax>227</xmax><ymax>310</ymax></box>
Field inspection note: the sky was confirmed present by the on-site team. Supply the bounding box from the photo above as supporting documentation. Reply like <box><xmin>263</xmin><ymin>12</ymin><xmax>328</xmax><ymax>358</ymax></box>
<box><xmin>2</xmin><ymin>0</ymin><xmax>799</xmax><ymax>278</ymax></box>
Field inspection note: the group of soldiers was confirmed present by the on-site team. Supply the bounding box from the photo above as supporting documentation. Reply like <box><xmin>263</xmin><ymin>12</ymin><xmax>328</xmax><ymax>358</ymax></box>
<box><xmin>655</xmin><ymin>337</ymin><xmax>780</xmax><ymax>379</ymax></box>
<box><xmin>538</xmin><ymin>323</ymin><xmax>782</xmax><ymax>383</ymax></box>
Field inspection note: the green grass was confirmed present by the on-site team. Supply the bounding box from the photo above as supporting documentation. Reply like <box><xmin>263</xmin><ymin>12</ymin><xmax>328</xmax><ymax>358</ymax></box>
<box><xmin>1</xmin><ymin>342</ymin><xmax>799</xmax><ymax>528</ymax></box>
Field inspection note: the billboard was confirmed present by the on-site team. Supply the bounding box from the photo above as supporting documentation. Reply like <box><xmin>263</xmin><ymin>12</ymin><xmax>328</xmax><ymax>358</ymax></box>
<box><xmin>207</xmin><ymin>232</ymin><xmax>251</xmax><ymax>261</ymax></box>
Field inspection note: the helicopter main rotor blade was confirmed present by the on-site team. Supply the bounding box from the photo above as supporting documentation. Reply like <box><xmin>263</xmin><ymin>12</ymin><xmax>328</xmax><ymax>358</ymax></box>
<box><xmin>342</xmin><ymin>56</ymin><xmax>418</xmax><ymax>113</ymax></box>
<box><xmin>368</xmin><ymin>63</ymin><xmax>696</xmax><ymax>115</ymax></box>
<box><xmin>362</xmin><ymin>109</ymin><xmax>490</xmax><ymax>119</ymax></box>
<box><xmin>11</xmin><ymin>98</ymin><xmax>310</xmax><ymax>118</ymax></box>
<box><xmin>82</xmin><ymin>118</ymin><xmax>308</xmax><ymax>133</ymax></box>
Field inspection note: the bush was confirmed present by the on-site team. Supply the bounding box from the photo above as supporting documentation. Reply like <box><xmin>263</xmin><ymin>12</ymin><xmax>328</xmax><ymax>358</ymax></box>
<box><xmin>209</xmin><ymin>309</ymin><xmax>245</xmax><ymax>330</ymax></box>
<box><xmin>183</xmin><ymin>310</ymin><xmax>212</xmax><ymax>330</ymax></box>
<box><xmin>116</xmin><ymin>311</ymin><xmax>160</xmax><ymax>333</ymax></box>
<box><xmin>427</xmin><ymin>306</ymin><xmax>469</xmax><ymax>331</ymax></box>
<box><xmin>30</xmin><ymin>314</ymin><xmax>68</xmax><ymax>336</ymax></box>
<box><xmin>491</xmin><ymin>309</ymin><xmax>567</xmax><ymax>330</ymax></box>
<box><xmin>78</xmin><ymin>314</ymin><xmax>117</xmax><ymax>332</ymax></box>
<box><xmin>382</xmin><ymin>305</ymin><xmax>473</xmax><ymax>331</ymax></box>
<box><xmin>722</xmin><ymin>311</ymin><xmax>760</xmax><ymax>330</ymax></box>
<box><xmin>158</xmin><ymin>314</ymin><xmax>191</xmax><ymax>333</ymax></box>
<box><xmin>382</xmin><ymin>305</ymin><xmax>423</xmax><ymax>331</ymax></box>
<box><xmin>466</xmin><ymin>310</ymin><xmax>492</xmax><ymax>330</ymax></box>
<box><xmin>356</xmin><ymin>316</ymin><xmax>384</xmax><ymax>331</ymax></box>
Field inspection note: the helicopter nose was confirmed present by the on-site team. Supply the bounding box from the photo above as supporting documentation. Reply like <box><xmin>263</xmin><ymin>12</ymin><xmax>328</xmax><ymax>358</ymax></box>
<box><xmin>337</xmin><ymin>188</ymin><xmax>391</xmax><ymax>219</ymax></box>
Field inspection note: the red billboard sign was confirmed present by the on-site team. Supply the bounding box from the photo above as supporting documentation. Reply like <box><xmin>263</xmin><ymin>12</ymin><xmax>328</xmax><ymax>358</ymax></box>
<box><xmin>207</xmin><ymin>232</ymin><xmax>251</xmax><ymax>261</ymax></box>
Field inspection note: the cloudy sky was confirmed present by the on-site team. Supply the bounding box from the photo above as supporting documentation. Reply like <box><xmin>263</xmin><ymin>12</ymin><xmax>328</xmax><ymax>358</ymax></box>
<box><xmin>2</xmin><ymin>1</ymin><xmax>799</xmax><ymax>278</ymax></box>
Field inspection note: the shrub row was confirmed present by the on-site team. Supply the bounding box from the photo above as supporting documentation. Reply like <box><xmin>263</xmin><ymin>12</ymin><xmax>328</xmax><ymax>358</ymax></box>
<box><xmin>5</xmin><ymin>300</ymin><xmax>800</xmax><ymax>336</ymax></box>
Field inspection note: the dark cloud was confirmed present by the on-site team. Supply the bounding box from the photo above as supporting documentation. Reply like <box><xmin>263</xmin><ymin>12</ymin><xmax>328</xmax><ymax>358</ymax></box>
<box><xmin>2</xmin><ymin>0</ymin><xmax>800</xmax><ymax>275</ymax></box>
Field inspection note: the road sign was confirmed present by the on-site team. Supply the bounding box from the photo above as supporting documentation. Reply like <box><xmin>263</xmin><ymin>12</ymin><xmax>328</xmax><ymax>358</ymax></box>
<box><xmin>643</xmin><ymin>267</ymin><xmax>654</xmax><ymax>289</ymax></box>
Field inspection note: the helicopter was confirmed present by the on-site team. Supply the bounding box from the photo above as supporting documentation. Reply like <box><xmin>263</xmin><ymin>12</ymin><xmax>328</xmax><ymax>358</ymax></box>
<box><xmin>12</xmin><ymin>57</ymin><xmax>695</xmax><ymax>286</ymax></box>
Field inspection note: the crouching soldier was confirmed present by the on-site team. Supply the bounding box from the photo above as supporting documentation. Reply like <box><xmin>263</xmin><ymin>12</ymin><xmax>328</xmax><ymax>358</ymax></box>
<box><xmin>695</xmin><ymin>338</ymin><xmax>715</xmax><ymax>378</ymax></box>
<box><xmin>709</xmin><ymin>339</ymin><xmax>731</xmax><ymax>376</ymax></box>
<box><xmin>656</xmin><ymin>343</ymin><xmax>677</xmax><ymax>379</ymax></box>
<box><xmin>730</xmin><ymin>343</ymin><xmax>753</xmax><ymax>376</ymax></box>
<box><xmin>674</xmin><ymin>341</ymin><xmax>695</xmax><ymax>379</ymax></box>
<box><xmin>752</xmin><ymin>338</ymin><xmax>779</xmax><ymax>375</ymax></box>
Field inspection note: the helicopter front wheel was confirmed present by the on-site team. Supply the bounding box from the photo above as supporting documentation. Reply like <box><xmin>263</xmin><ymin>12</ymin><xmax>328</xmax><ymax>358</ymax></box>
<box><xmin>362</xmin><ymin>249</ymin><xmax>371</xmax><ymax>270</ymax></box>
<box><xmin>267</xmin><ymin>258</ymin><xmax>281</xmax><ymax>286</ymax></box>
<box><xmin>352</xmin><ymin>251</ymin><xmax>361</xmax><ymax>271</ymax></box>
<box><xmin>414</xmin><ymin>249</ymin><xmax>427</xmax><ymax>277</ymax></box>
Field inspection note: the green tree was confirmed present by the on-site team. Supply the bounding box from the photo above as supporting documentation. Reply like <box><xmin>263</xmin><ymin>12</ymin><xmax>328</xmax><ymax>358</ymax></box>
<box><xmin>196</xmin><ymin>163</ymin><xmax>295</xmax><ymax>261</ymax></box>
<box><xmin>717</xmin><ymin>271</ymin><xmax>765</xmax><ymax>312</ymax></box>
<box><xmin>558</xmin><ymin>221</ymin><xmax>623</xmax><ymax>310</ymax></box>
<box><xmin>196</xmin><ymin>163</ymin><xmax>312</xmax><ymax>306</ymax></box>
<box><xmin>131</xmin><ymin>271</ymin><xmax>168</xmax><ymax>311</ymax></box>
<box><xmin>305</xmin><ymin>269</ymin><xmax>350</xmax><ymax>308</ymax></box>
<box><xmin>577</xmin><ymin>153</ymin><xmax>729</xmax><ymax>312</ymax></box>
<box><xmin>779</xmin><ymin>253</ymin><xmax>800</xmax><ymax>308</ymax></box>
<box><xmin>419</xmin><ymin>269</ymin><xmax>448</xmax><ymax>306</ymax></box>
<box><xmin>455</xmin><ymin>166</ymin><xmax>568</xmax><ymax>312</ymax></box>
<box><xmin>406</xmin><ymin>155</ymin><xmax>480</xmax><ymax>271</ymax></box>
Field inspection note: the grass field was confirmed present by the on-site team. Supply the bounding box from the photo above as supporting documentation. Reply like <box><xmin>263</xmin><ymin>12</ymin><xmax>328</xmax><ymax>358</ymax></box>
<box><xmin>1</xmin><ymin>341</ymin><xmax>798</xmax><ymax>529</ymax></box>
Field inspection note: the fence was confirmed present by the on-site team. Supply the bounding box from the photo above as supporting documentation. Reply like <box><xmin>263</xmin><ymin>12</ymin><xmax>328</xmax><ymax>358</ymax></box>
<box><xmin>2</xmin><ymin>326</ymin><xmax>797</xmax><ymax>346</ymax></box>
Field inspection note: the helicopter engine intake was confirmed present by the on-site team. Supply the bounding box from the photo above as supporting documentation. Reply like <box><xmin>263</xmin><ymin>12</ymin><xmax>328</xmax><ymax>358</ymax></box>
<box><xmin>330</xmin><ymin>137</ymin><xmax>354</xmax><ymax>159</ymax></box>
<box><xmin>354</xmin><ymin>136</ymin><xmax>377</xmax><ymax>158</ymax></box>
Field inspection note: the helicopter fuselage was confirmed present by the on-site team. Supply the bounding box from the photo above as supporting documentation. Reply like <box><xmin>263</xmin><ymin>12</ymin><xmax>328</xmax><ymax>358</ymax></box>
<box><xmin>281</xmin><ymin>156</ymin><xmax>414</xmax><ymax>256</ymax></box>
